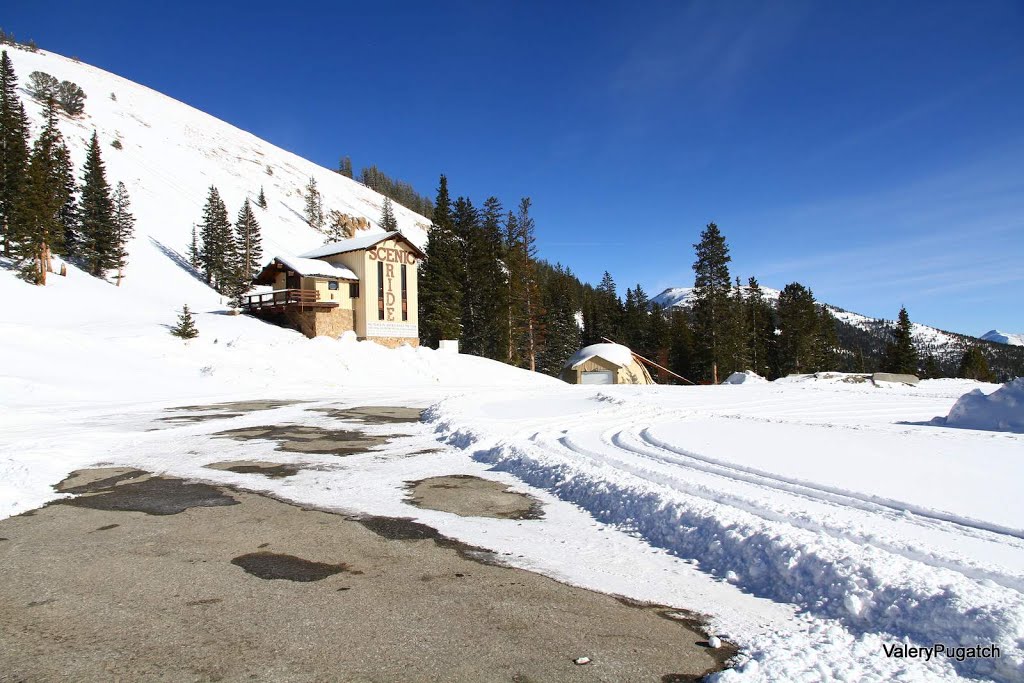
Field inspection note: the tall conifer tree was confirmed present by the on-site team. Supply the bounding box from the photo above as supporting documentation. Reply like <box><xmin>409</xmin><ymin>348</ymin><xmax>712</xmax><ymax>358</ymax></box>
<box><xmin>0</xmin><ymin>50</ymin><xmax>30</xmax><ymax>257</ymax></box>
<box><xmin>418</xmin><ymin>174</ymin><xmax>462</xmax><ymax>346</ymax></box>
<box><xmin>197</xmin><ymin>185</ymin><xmax>234</xmax><ymax>290</ymax></box>
<box><xmin>506</xmin><ymin>198</ymin><xmax>541</xmax><ymax>370</ymax></box>
<box><xmin>691</xmin><ymin>222</ymin><xmax>732</xmax><ymax>382</ymax></box>
<box><xmin>777</xmin><ymin>282</ymin><xmax>818</xmax><ymax>374</ymax></box>
<box><xmin>234</xmin><ymin>198</ymin><xmax>262</xmax><ymax>284</ymax></box>
<box><xmin>111</xmin><ymin>181</ymin><xmax>134</xmax><ymax>285</ymax></box>
<box><xmin>18</xmin><ymin>98</ymin><xmax>70</xmax><ymax>283</ymax></box>
<box><xmin>79</xmin><ymin>131</ymin><xmax>116</xmax><ymax>277</ymax></box>
<box><xmin>884</xmin><ymin>307</ymin><xmax>919</xmax><ymax>374</ymax></box>
<box><xmin>379</xmin><ymin>196</ymin><xmax>398</xmax><ymax>232</ymax></box>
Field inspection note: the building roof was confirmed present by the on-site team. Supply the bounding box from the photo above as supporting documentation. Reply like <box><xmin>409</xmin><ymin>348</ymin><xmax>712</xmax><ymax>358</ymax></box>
<box><xmin>261</xmin><ymin>255</ymin><xmax>358</xmax><ymax>281</ymax></box>
<box><xmin>299</xmin><ymin>231</ymin><xmax>426</xmax><ymax>260</ymax></box>
<box><xmin>565</xmin><ymin>343</ymin><xmax>637</xmax><ymax>369</ymax></box>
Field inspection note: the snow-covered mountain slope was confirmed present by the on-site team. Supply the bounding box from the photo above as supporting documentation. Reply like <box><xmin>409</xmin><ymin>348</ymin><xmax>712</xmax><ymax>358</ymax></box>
<box><xmin>4</xmin><ymin>45</ymin><xmax>430</xmax><ymax>317</ymax></box>
<box><xmin>981</xmin><ymin>330</ymin><xmax>1024</xmax><ymax>347</ymax></box>
<box><xmin>654</xmin><ymin>285</ymin><xmax>968</xmax><ymax>360</ymax></box>
<box><xmin>652</xmin><ymin>285</ymin><xmax>782</xmax><ymax>309</ymax></box>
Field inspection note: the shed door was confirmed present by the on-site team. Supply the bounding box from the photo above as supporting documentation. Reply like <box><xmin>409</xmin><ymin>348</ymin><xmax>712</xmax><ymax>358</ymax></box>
<box><xmin>581</xmin><ymin>371</ymin><xmax>614</xmax><ymax>385</ymax></box>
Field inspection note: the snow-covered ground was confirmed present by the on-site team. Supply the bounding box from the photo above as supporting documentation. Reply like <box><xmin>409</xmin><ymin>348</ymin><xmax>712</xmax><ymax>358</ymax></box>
<box><xmin>3</xmin><ymin>45</ymin><xmax>1023</xmax><ymax>683</ymax></box>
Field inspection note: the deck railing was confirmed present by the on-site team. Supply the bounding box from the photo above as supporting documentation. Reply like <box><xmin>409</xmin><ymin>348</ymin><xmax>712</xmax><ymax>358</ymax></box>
<box><xmin>241</xmin><ymin>288</ymin><xmax>324</xmax><ymax>311</ymax></box>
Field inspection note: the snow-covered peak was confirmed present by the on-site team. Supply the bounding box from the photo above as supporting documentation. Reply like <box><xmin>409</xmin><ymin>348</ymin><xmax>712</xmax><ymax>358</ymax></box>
<box><xmin>651</xmin><ymin>285</ymin><xmax>782</xmax><ymax>309</ymax></box>
<box><xmin>980</xmin><ymin>330</ymin><xmax>1024</xmax><ymax>347</ymax></box>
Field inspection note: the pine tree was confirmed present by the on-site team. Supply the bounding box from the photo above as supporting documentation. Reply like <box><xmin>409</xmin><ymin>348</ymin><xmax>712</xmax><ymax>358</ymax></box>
<box><xmin>811</xmin><ymin>306</ymin><xmax>839</xmax><ymax>372</ymax></box>
<box><xmin>507</xmin><ymin>198</ymin><xmax>541</xmax><ymax>370</ymax></box>
<box><xmin>745</xmin><ymin>277</ymin><xmax>775</xmax><ymax>378</ymax></box>
<box><xmin>474</xmin><ymin>196</ymin><xmax>510</xmax><ymax>360</ymax></box>
<box><xmin>669</xmin><ymin>308</ymin><xmax>695</xmax><ymax>383</ymax></box>
<box><xmin>883</xmin><ymin>307</ymin><xmax>919</xmax><ymax>375</ymax></box>
<box><xmin>197</xmin><ymin>185</ymin><xmax>234</xmax><ymax>291</ymax></box>
<box><xmin>16</xmin><ymin>97</ymin><xmax>68</xmax><ymax>283</ymax></box>
<box><xmin>56</xmin><ymin>80</ymin><xmax>86</xmax><ymax>116</ymax></box>
<box><xmin>256</xmin><ymin>186</ymin><xmax>266</xmax><ymax>209</ymax></box>
<box><xmin>418</xmin><ymin>174</ymin><xmax>463</xmax><ymax>346</ymax></box>
<box><xmin>958</xmin><ymin>347</ymin><xmax>995</xmax><ymax>382</ymax></box>
<box><xmin>187</xmin><ymin>224</ymin><xmax>200</xmax><ymax>269</ymax></box>
<box><xmin>170</xmin><ymin>304</ymin><xmax>199</xmax><ymax>339</ymax></box>
<box><xmin>691</xmin><ymin>222</ymin><xmax>732</xmax><ymax>383</ymax></box>
<box><xmin>111</xmin><ymin>181</ymin><xmax>134</xmax><ymax>286</ymax></box>
<box><xmin>537</xmin><ymin>264</ymin><xmax>582</xmax><ymax>375</ymax></box>
<box><xmin>338</xmin><ymin>156</ymin><xmax>353</xmax><ymax>179</ymax></box>
<box><xmin>622</xmin><ymin>284</ymin><xmax>650</xmax><ymax>352</ymax></box>
<box><xmin>232</xmin><ymin>198</ymin><xmax>261</xmax><ymax>299</ymax></box>
<box><xmin>79</xmin><ymin>131</ymin><xmax>116</xmax><ymax>277</ymax></box>
<box><xmin>304</xmin><ymin>176</ymin><xmax>323</xmax><ymax>229</ymax></box>
<box><xmin>776</xmin><ymin>282</ymin><xmax>818</xmax><ymax>374</ymax></box>
<box><xmin>646</xmin><ymin>302</ymin><xmax>672</xmax><ymax>379</ymax></box>
<box><xmin>379</xmin><ymin>196</ymin><xmax>398</xmax><ymax>232</ymax></box>
<box><xmin>55</xmin><ymin>141</ymin><xmax>78</xmax><ymax>257</ymax></box>
<box><xmin>586</xmin><ymin>271</ymin><xmax>623</xmax><ymax>345</ymax></box>
<box><xmin>720</xmin><ymin>277</ymin><xmax>748</xmax><ymax>375</ymax></box>
<box><xmin>453</xmin><ymin>196</ymin><xmax>483</xmax><ymax>355</ymax></box>
<box><xmin>921</xmin><ymin>354</ymin><xmax>942</xmax><ymax>380</ymax></box>
<box><xmin>0</xmin><ymin>50</ymin><xmax>31</xmax><ymax>257</ymax></box>
<box><xmin>26</xmin><ymin>71</ymin><xmax>59</xmax><ymax>102</ymax></box>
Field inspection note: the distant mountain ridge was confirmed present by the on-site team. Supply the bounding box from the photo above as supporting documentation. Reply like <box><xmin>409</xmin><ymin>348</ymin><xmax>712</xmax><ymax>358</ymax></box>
<box><xmin>981</xmin><ymin>330</ymin><xmax>1024</xmax><ymax>347</ymax></box>
<box><xmin>652</xmin><ymin>286</ymin><xmax>1024</xmax><ymax>379</ymax></box>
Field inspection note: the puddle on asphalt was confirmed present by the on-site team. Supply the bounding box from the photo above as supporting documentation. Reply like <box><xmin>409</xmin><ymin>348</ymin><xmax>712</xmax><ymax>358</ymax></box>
<box><xmin>405</xmin><ymin>475</ymin><xmax>544</xmax><ymax>520</ymax></box>
<box><xmin>56</xmin><ymin>468</ymin><xmax>149</xmax><ymax>494</ymax></box>
<box><xmin>151</xmin><ymin>400</ymin><xmax>308</xmax><ymax>428</ymax></box>
<box><xmin>231</xmin><ymin>552</ymin><xmax>357</xmax><ymax>582</ymax></box>
<box><xmin>56</xmin><ymin>474</ymin><xmax>239</xmax><ymax>516</ymax></box>
<box><xmin>212</xmin><ymin>425</ymin><xmax>389</xmax><ymax>456</ymax></box>
<box><xmin>353</xmin><ymin>515</ymin><xmax>500</xmax><ymax>566</ymax></box>
<box><xmin>168</xmin><ymin>400</ymin><xmax>306</xmax><ymax>413</ymax></box>
<box><xmin>205</xmin><ymin>461</ymin><xmax>300</xmax><ymax>479</ymax></box>
<box><xmin>312</xmin><ymin>405</ymin><xmax>422</xmax><ymax>425</ymax></box>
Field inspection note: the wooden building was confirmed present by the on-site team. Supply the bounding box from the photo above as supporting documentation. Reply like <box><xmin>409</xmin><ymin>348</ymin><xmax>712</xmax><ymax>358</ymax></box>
<box><xmin>245</xmin><ymin>231</ymin><xmax>424</xmax><ymax>348</ymax></box>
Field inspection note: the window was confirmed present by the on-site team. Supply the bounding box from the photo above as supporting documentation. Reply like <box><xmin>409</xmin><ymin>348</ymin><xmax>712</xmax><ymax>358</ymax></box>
<box><xmin>401</xmin><ymin>264</ymin><xmax>408</xmax><ymax>321</ymax></box>
<box><xmin>377</xmin><ymin>261</ymin><xmax>385</xmax><ymax>320</ymax></box>
<box><xmin>328</xmin><ymin>280</ymin><xmax>339</xmax><ymax>291</ymax></box>
<box><xmin>349</xmin><ymin>282</ymin><xmax>359</xmax><ymax>298</ymax></box>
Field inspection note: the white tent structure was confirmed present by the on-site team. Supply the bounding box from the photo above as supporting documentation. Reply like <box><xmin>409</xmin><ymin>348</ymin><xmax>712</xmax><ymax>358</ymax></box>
<box><xmin>560</xmin><ymin>343</ymin><xmax>654</xmax><ymax>385</ymax></box>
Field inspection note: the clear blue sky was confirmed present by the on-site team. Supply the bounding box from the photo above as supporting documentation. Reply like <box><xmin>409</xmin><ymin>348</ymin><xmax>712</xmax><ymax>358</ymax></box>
<box><xmin>6</xmin><ymin>1</ymin><xmax>1023</xmax><ymax>335</ymax></box>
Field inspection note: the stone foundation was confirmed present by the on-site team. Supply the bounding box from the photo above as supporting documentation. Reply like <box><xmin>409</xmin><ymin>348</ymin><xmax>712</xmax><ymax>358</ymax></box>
<box><xmin>282</xmin><ymin>308</ymin><xmax>355</xmax><ymax>339</ymax></box>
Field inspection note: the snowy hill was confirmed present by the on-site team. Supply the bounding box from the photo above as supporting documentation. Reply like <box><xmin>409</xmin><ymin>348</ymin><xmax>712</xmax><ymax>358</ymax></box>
<box><xmin>981</xmin><ymin>330</ymin><xmax>1024</xmax><ymax>347</ymax></box>
<box><xmin>4</xmin><ymin>45</ymin><xmax>430</xmax><ymax>319</ymax></box>
<box><xmin>651</xmin><ymin>285</ymin><xmax>782</xmax><ymax>309</ymax></box>
<box><xmin>0</xmin><ymin>45</ymin><xmax>558</xmax><ymax>406</ymax></box>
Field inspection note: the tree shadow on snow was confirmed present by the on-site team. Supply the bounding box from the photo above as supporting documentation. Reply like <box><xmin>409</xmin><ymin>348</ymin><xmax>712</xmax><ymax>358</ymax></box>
<box><xmin>149</xmin><ymin>237</ymin><xmax>208</xmax><ymax>286</ymax></box>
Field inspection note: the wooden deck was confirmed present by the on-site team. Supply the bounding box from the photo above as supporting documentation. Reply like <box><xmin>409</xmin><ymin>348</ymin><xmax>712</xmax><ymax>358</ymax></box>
<box><xmin>241</xmin><ymin>289</ymin><xmax>338</xmax><ymax>313</ymax></box>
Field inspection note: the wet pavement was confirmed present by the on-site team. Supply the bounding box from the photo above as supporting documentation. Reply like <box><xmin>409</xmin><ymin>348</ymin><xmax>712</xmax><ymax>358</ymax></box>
<box><xmin>0</xmin><ymin>467</ymin><xmax>734</xmax><ymax>682</ymax></box>
<box><xmin>212</xmin><ymin>424</ymin><xmax>391</xmax><ymax>456</ymax></box>
<box><xmin>205</xmin><ymin>460</ymin><xmax>301</xmax><ymax>479</ymax></box>
<box><xmin>406</xmin><ymin>475</ymin><xmax>545</xmax><ymax>520</ymax></box>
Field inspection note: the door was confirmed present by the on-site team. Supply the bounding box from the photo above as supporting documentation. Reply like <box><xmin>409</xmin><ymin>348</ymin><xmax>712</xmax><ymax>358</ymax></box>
<box><xmin>581</xmin><ymin>371</ymin><xmax>614</xmax><ymax>385</ymax></box>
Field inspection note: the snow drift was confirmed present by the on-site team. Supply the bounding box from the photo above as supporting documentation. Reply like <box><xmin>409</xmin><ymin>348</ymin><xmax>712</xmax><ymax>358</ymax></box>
<box><xmin>940</xmin><ymin>378</ymin><xmax>1024</xmax><ymax>433</ymax></box>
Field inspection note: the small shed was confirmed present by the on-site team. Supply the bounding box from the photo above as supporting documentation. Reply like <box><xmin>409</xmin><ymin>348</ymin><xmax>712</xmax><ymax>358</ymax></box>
<box><xmin>561</xmin><ymin>343</ymin><xmax>654</xmax><ymax>385</ymax></box>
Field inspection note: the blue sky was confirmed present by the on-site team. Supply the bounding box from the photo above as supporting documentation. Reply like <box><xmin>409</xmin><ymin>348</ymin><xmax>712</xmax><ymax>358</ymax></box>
<box><xmin>6</xmin><ymin>1</ymin><xmax>1023</xmax><ymax>334</ymax></box>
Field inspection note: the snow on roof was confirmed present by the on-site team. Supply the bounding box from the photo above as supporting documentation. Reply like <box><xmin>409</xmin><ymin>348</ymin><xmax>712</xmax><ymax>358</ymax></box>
<box><xmin>273</xmin><ymin>255</ymin><xmax>357</xmax><ymax>280</ymax></box>
<box><xmin>300</xmin><ymin>231</ymin><xmax>407</xmax><ymax>259</ymax></box>
<box><xmin>565</xmin><ymin>343</ymin><xmax>636</xmax><ymax>369</ymax></box>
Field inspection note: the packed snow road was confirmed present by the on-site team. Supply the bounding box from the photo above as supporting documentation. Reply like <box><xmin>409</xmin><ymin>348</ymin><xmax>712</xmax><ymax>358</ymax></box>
<box><xmin>429</xmin><ymin>377</ymin><xmax>1024</xmax><ymax>682</ymax></box>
